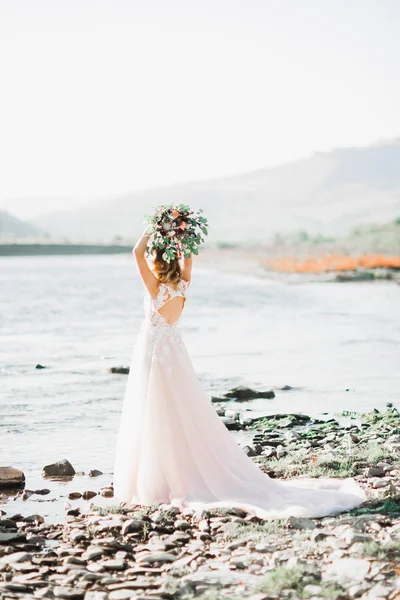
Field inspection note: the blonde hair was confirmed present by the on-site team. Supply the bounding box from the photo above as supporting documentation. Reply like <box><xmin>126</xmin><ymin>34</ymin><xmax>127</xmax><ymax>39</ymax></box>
<box><xmin>153</xmin><ymin>248</ymin><xmax>182</xmax><ymax>284</ymax></box>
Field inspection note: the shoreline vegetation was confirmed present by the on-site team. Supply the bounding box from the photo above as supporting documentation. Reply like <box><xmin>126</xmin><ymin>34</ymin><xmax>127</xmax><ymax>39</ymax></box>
<box><xmin>1</xmin><ymin>218</ymin><xmax>400</xmax><ymax>282</ymax></box>
<box><xmin>1</xmin><ymin>400</ymin><xmax>400</xmax><ymax>599</ymax></box>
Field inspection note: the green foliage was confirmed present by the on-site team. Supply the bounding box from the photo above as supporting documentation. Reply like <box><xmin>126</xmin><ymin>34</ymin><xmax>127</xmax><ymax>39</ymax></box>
<box><xmin>145</xmin><ymin>203</ymin><xmax>209</xmax><ymax>262</ymax></box>
<box><xmin>221</xmin><ymin>520</ymin><xmax>286</xmax><ymax>541</ymax></box>
<box><xmin>90</xmin><ymin>504</ymin><xmax>124</xmax><ymax>515</ymax></box>
<box><xmin>358</xmin><ymin>540</ymin><xmax>400</xmax><ymax>560</ymax></box>
<box><xmin>257</xmin><ymin>564</ymin><xmax>318</xmax><ymax>595</ymax></box>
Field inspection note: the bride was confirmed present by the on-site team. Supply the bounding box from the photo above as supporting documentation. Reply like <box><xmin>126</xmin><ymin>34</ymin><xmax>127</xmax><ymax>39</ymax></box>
<box><xmin>113</xmin><ymin>205</ymin><xmax>365</xmax><ymax>518</ymax></box>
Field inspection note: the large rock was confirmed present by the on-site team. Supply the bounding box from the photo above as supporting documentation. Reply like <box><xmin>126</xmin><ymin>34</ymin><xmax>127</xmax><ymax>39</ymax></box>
<box><xmin>0</xmin><ymin>466</ymin><xmax>25</xmax><ymax>489</ymax></box>
<box><xmin>224</xmin><ymin>386</ymin><xmax>275</xmax><ymax>401</ymax></box>
<box><xmin>323</xmin><ymin>558</ymin><xmax>370</xmax><ymax>585</ymax></box>
<box><xmin>42</xmin><ymin>459</ymin><xmax>76</xmax><ymax>477</ymax></box>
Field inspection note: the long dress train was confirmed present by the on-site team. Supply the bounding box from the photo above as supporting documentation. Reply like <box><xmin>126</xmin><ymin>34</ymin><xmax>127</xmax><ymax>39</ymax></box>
<box><xmin>113</xmin><ymin>280</ymin><xmax>366</xmax><ymax>519</ymax></box>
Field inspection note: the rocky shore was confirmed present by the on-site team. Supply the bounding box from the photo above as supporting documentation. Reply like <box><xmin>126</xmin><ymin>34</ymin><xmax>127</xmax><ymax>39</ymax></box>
<box><xmin>1</xmin><ymin>400</ymin><xmax>400</xmax><ymax>600</ymax></box>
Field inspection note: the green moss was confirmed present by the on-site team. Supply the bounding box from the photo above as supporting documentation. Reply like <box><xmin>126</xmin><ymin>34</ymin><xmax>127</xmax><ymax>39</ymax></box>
<box><xmin>358</xmin><ymin>540</ymin><xmax>400</xmax><ymax>560</ymax></box>
<box><xmin>221</xmin><ymin>520</ymin><xmax>286</xmax><ymax>542</ymax></box>
<box><xmin>90</xmin><ymin>504</ymin><xmax>124</xmax><ymax>516</ymax></box>
<box><xmin>256</xmin><ymin>564</ymin><xmax>319</xmax><ymax>595</ymax></box>
<box><xmin>255</xmin><ymin>436</ymin><xmax>397</xmax><ymax>480</ymax></box>
<box><xmin>350</xmin><ymin>496</ymin><xmax>400</xmax><ymax>517</ymax></box>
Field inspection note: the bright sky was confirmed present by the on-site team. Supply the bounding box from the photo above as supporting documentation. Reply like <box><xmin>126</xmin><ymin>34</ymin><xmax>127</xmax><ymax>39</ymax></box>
<box><xmin>1</xmin><ymin>0</ymin><xmax>399</xmax><ymax>218</ymax></box>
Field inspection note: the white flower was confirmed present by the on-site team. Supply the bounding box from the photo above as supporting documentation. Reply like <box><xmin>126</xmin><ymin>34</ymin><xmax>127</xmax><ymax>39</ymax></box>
<box><xmin>162</xmin><ymin>220</ymin><xmax>171</xmax><ymax>231</ymax></box>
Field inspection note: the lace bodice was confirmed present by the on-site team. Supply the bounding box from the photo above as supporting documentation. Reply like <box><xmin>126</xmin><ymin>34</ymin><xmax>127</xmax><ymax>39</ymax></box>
<box><xmin>146</xmin><ymin>280</ymin><xmax>189</xmax><ymax>331</ymax></box>
<box><xmin>151</xmin><ymin>280</ymin><xmax>189</xmax><ymax>313</ymax></box>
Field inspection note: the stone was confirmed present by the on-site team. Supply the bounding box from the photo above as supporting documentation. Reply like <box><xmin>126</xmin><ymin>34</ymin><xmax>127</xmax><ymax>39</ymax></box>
<box><xmin>108</xmin><ymin>591</ymin><xmax>135</xmax><ymax>600</ymax></box>
<box><xmin>69</xmin><ymin>529</ymin><xmax>87</xmax><ymax>544</ymax></box>
<box><xmin>0</xmin><ymin>466</ymin><xmax>25</xmax><ymax>489</ymax></box>
<box><xmin>82</xmin><ymin>490</ymin><xmax>97</xmax><ymax>500</ymax></box>
<box><xmin>175</xmin><ymin>519</ymin><xmax>192</xmax><ymax>530</ymax></box>
<box><xmin>100</xmin><ymin>487</ymin><xmax>114</xmax><ymax>498</ymax></box>
<box><xmin>285</xmin><ymin>516</ymin><xmax>316</xmax><ymax>530</ymax></box>
<box><xmin>0</xmin><ymin>583</ymin><xmax>30</xmax><ymax>592</ymax></box>
<box><xmin>84</xmin><ymin>593</ymin><xmax>108</xmax><ymax>600</ymax></box>
<box><xmin>24</xmin><ymin>513</ymin><xmax>45</xmax><ymax>524</ymax></box>
<box><xmin>89</xmin><ymin>469</ymin><xmax>103</xmax><ymax>477</ymax></box>
<box><xmin>242</xmin><ymin>445</ymin><xmax>257</xmax><ymax>457</ymax></box>
<box><xmin>224</xmin><ymin>386</ymin><xmax>275</xmax><ymax>400</ymax></box>
<box><xmin>262</xmin><ymin>447</ymin><xmax>276</xmax><ymax>458</ymax></box>
<box><xmin>121</xmin><ymin>519</ymin><xmax>144</xmax><ymax>535</ymax></box>
<box><xmin>36</xmin><ymin>364</ymin><xmax>47</xmax><ymax>369</ymax></box>
<box><xmin>42</xmin><ymin>459</ymin><xmax>76</xmax><ymax>477</ymax></box>
<box><xmin>323</xmin><ymin>558</ymin><xmax>370</xmax><ymax>585</ymax></box>
<box><xmin>0</xmin><ymin>532</ymin><xmax>26</xmax><ymax>544</ymax></box>
<box><xmin>225</xmin><ymin>409</ymin><xmax>240</xmax><ymax>420</ymax></box>
<box><xmin>68</xmin><ymin>492</ymin><xmax>82</xmax><ymax>500</ymax></box>
<box><xmin>0</xmin><ymin>551</ymin><xmax>31</xmax><ymax>565</ymax></box>
<box><xmin>362</xmin><ymin>583</ymin><xmax>394</xmax><ymax>599</ymax></box>
<box><xmin>53</xmin><ymin>587</ymin><xmax>84</xmax><ymax>599</ymax></box>
<box><xmin>312</xmin><ymin>530</ymin><xmax>335</xmax><ymax>542</ymax></box>
<box><xmin>0</xmin><ymin>518</ymin><xmax>17</xmax><ymax>528</ymax></box>
<box><xmin>342</xmin><ymin>529</ymin><xmax>374</xmax><ymax>545</ymax></box>
<box><xmin>221</xmin><ymin>417</ymin><xmax>242</xmax><ymax>430</ymax></box>
<box><xmin>373</xmin><ymin>479</ymin><xmax>389</xmax><ymax>489</ymax></box>
<box><xmin>99</xmin><ymin>559</ymin><xmax>125</xmax><ymax>571</ymax></box>
<box><xmin>109</xmin><ymin>366</ymin><xmax>129</xmax><ymax>375</ymax></box>
<box><xmin>34</xmin><ymin>488</ymin><xmax>51</xmax><ymax>495</ymax></box>
<box><xmin>136</xmin><ymin>551</ymin><xmax>177</xmax><ymax>564</ymax></box>
<box><xmin>81</xmin><ymin>546</ymin><xmax>104</xmax><ymax>561</ymax></box>
<box><xmin>254</xmin><ymin>543</ymin><xmax>277</xmax><ymax>553</ymax></box>
<box><xmin>367</xmin><ymin>467</ymin><xmax>385</xmax><ymax>478</ymax></box>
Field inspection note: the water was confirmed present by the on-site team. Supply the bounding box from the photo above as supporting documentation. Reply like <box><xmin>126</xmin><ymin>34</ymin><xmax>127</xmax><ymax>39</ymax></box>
<box><xmin>1</xmin><ymin>254</ymin><xmax>399</xmax><ymax>519</ymax></box>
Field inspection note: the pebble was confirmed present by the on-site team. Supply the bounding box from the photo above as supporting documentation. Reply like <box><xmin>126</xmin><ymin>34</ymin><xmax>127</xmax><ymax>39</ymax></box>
<box><xmin>0</xmin><ymin>532</ymin><xmax>26</xmax><ymax>544</ymax></box>
<box><xmin>68</xmin><ymin>492</ymin><xmax>82</xmax><ymax>500</ymax></box>
<box><xmin>0</xmin><ymin>551</ymin><xmax>31</xmax><ymax>565</ymax></box>
<box><xmin>108</xmin><ymin>591</ymin><xmax>136</xmax><ymax>600</ymax></box>
<box><xmin>81</xmin><ymin>546</ymin><xmax>105</xmax><ymax>561</ymax></box>
<box><xmin>373</xmin><ymin>479</ymin><xmax>389</xmax><ymax>489</ymax></box>
<box><xmin>323</xmin><ymin>558</ymin><xmax>370</xmax><ymax>585</ymax></box>
<box><xmin>84</xmin><ymin>593</ymin><xmax>109</xmax><ymax>600</ymax></box>
<box><xmin>367</xmin><ymin>467</ymin><xmax>386</xmax><ymax>478</ymax></box>
<box><xmin>285</xmin><ymin>516</ymin><xmax>316</xmax><ymax>530</ymax></box>
<box><xmin>342</xmin><ymin>529</ymin><xmax>374</xmax><ymax>545</ymax></box>
<box><xmin>98</xmin><ymin>559</ymin><xmax>126</xmax><ymax>571</ymax></box>
<box><xmin>82</xmin><ymin>490</ymin><xmax>97</xmax><ymax>500</ymax></box>
<box><xmin>136</xmin><ymin>551</ymin><xmax>177</xmax><ymax>564</ymax></box>
<box><xmin>53</xmin><ymin>587</ymin><xmax>85</xmax><ymax>599</ymax></box>
<box><xmin>89</xmin><ymin>469</ymin><xmax>103</xmax><ymax>477</ymax></box>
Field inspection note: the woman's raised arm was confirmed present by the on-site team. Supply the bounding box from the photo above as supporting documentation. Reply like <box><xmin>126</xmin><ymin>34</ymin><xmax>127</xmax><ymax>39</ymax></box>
<box><xmin>181</xmin><ymin>255</ymin><xmax>193</xmax><ymax>282</ymax></box>
<box><xmin>133</xmin><ymin>229</ymin><xmax>159</xmax><ymax>297</ymax></box>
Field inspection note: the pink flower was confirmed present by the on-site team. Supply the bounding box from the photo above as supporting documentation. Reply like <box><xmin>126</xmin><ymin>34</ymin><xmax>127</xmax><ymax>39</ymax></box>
<box><xmin>171</xmin><ymin>209</ymin><xmax>180</xmax><ymax>219</ymax></box>
<box><xmin>180</xmin><ymin>221</ymin><xmax>187</xmax><ymax>230</ymax></box>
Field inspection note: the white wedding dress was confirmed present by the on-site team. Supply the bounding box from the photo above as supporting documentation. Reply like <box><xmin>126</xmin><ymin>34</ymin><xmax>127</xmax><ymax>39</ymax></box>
<box><xmin>113</xmin><ymin>280</ymin><xmax>366</xmax><ymax>518</ymax></box>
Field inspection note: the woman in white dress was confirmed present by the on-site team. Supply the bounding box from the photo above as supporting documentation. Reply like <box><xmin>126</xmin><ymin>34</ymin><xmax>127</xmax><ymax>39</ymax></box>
<box><xmin>113</xmin><ymin>210</ymin><xmax>366</xmax><ymax>519</ymax></box>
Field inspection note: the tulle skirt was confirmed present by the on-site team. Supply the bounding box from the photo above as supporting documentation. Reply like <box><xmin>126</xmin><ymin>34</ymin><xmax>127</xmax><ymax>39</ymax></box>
<box><xmin>113</xmin><ymin>319</ymin><xmax>366</xmax><ymax>518</ymax></box>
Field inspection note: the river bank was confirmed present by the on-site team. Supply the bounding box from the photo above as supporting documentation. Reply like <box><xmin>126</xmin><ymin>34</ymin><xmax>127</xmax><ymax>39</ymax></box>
<box><xmin>2</xmin><ymin>404</ymin><xmax>400</xmax><ymax>599</ymax></box>
<box><xmin>196</xmin><ymin>247</ymin><xmax>400</xmax><ymax>284</ymax></box>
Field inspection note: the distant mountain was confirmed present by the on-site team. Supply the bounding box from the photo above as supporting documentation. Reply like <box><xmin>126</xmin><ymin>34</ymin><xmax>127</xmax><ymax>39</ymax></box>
<box><xmin>32</xmin><ymin>140</ymin><xmax>400</xmax><ymax>243</ymax></box>
<box><xmin>0</xmin><ymin>210</ymin><xmax>42</xmax><ymax>239</ymax></box>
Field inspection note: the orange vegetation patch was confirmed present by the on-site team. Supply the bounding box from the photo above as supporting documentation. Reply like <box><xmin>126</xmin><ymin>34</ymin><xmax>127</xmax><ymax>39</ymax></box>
<box><xmin>265</xmin><ymin>254</ymin><xmax>400</xmax><ymax>274</ymax></box>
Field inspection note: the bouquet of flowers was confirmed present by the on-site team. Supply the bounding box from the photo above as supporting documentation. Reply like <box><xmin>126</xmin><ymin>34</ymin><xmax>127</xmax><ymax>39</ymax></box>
<box><xmin>144</xmin><ymin>203</ymin><xmax>208</xmax><ymax>262</ymax></box>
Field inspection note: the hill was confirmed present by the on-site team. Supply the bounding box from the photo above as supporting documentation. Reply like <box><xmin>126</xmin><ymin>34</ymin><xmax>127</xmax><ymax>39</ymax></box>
<box><xmin>32</xmin><ymin>139</ymin><xmax>400</xmax><ymax>243</ymax></box>
<box><xmin>0</xmin><ymin>210</ymin><xmax>43</xmax><ymax>239</ymax></box>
